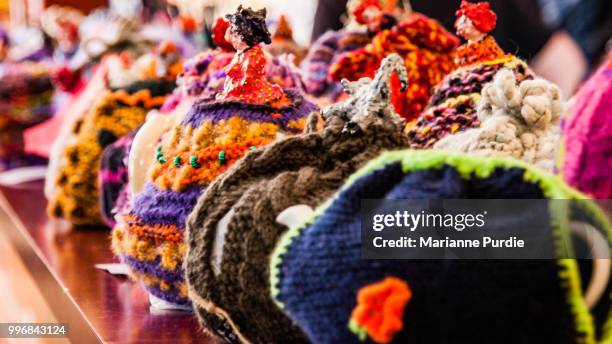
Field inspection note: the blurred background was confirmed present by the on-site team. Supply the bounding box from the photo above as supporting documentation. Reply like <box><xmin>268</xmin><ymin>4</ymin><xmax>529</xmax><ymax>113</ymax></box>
<box><xmin>1</xmin><ymin>0</ymin><xmax>609</xmax><ymax>95</ymax></box>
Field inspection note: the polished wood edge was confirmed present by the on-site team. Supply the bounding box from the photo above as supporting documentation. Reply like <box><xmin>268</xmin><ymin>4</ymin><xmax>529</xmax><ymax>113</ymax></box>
<box><xmin>0</xmin><ymin>191</ymin><xmax>104</xmax><ymax>344</ymax></box>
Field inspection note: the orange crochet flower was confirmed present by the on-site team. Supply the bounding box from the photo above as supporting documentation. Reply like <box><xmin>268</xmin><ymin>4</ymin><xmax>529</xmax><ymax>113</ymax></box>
<box><xmin>349</xmin><ymin>277</ymin><xmax>412</xmax><ymax>343</ymax></box>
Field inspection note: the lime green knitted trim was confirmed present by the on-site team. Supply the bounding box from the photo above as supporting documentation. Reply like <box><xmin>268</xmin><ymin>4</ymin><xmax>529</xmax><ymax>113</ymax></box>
<box><xmin>269</xmin><ymin>150</ymin><xmax>608</xmax><ymax>343</ymax></box>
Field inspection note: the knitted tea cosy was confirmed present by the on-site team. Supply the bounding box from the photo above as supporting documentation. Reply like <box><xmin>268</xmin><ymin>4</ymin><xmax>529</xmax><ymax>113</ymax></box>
<box><xmin>329</xmin><ymin>13</ymin><xmax>459</xmax><ymax>122</ymax></box>
<box><xmin>48</xmin><ymin>79</ymin><xmax>175</xmax><ymax>225</ymax></box>
<box><xmin>266</xmin><ymin>15</ymin><xmax>306</xmax><ymax>64</ymax></box>
<box><xmin>434</xmin><ymin>69</ymin><xmax>564</xmax><ymax>171</ymax></box>
<box><xmin>561</xmin><ymin>53</ymin><xmax>612</xmax><ymax>198</ymax></box>
<box><xmin>301</xmin><ymin>0</ymin><xmax>387</xmax><ymax>101</ymax></box>
<box><xmin>184</xmin><ymin>54</ymin><xmax>410</xmax><ymax>344</ymax></box>
<box><xmin>0</xmin><ymin>62</ymin><xmax>54</xmax><ymax>170</ymax></box>
<box><xmin>111</xmin><ymin>6</ymin><xmax>318</xmax><ymax>310</ymax></box>
<box><xmin>98</xmin><ymin>49</ymin><xmax>225</xmax><ymax>228</ymax></box>
<box><xmin>271</xmin><ymin>150</ymin><xmax>612</xmax><ymax>344</ymax></box>
<box><xmin>406</xmin><ymin>1</ymin><xmax>533</xmax><ymax>148</ymax></box>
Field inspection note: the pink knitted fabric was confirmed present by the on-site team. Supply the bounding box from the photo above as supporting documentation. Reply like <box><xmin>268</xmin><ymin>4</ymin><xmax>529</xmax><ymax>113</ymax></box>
<box><xmin>563</xmin><ymin>54</ymin><xmax>612</xmax><ymax>198</ymax></box>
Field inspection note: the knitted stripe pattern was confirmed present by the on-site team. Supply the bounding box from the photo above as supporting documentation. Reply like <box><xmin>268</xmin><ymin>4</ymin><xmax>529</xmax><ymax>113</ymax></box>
<box><xmin>99</xmin><ymin>129</ymin><xmax>137</xmax><ymax>227</ymax></box>
<box><xmin>407</xmin><ymin>56</ymin><xmax>532</xmax><ymax>148</ymax></box>
<box><xmin>184</xmin><ymin>54</ymin><xmax>410</xmax><ymax>343</ymax></box>
<box><xmin>48</xmin><ymin>84</ymin><xmax>172</xmax><ymax>225</ymax></box>
<box><xmin>329</xmin><ymin>13</ymin><xmax>460</xmax><ymax>122</ymax></box>
<box><xmin>562</xmin><ymin>53</ymin><xmax>612</xmax><ymax>198</ymax></box>
<box><xmin>271</xmin><ymin>150</ymin><xmax>612</xmax><ymax>344</ymax></box>
<box><xmin>112</xmin><ymin>89</ymin><xmax>317</xmax><ymax>308</ymax></box>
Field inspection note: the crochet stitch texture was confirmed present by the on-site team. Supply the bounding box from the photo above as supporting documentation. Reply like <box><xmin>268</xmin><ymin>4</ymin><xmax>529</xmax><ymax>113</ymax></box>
<box><xmin>185</xmin><ymin>54</ymin><xmax>410</xmax><ymax>344</ymax></box>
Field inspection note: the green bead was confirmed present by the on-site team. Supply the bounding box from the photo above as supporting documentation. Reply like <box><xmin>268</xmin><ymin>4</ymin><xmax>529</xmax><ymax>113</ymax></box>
<box><xmin>250</xmin><ymin>146</ymin><xmax>257</xmax><ymax>151</ymax></box>
<box><xmin>156</xmin><ymin>146</ymin><xmax>163</xmax><ymax>158</ymax></box>
<box><xmin>190</xmin><ymin>156</ymin><xmax>201</xmax><ymax>169</ymax></box>
<box><xmin>173</xmin><ymin>156</ymin><xmax>181</xmax><ymax>167</ymax></box>
<box><xmin>158</xmin><ymin>156</ymin><xmax>167</xmax><ymax>164</ymax></box>
<box><xmin>218</xmin><ymin>150</ymin><xmax>226</xmax><ymax>165</ymax></box>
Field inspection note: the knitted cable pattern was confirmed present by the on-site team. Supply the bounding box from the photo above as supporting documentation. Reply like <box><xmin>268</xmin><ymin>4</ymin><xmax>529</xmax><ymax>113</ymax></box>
<box><xmin>185</xmin><ymin>54</ymin><xmax>410</xmax><ymax>344</ymax></box>
<box><xmin>271</xmin><ymin>150</ymin><xmax>612</xmax><ymax>344</ymax></box>
<box><xmin>434</xmin><ymin>69</ymin><xmax>564</xmax><ymax>171</ymax></box>
<box><xmin>329</xmin><ymin>13</ymin><xmax>459</xmax><ymax>122</ymax></box>
<box><xmin>111</xmin><ymin>88</ymin><xmax>318</xmax><ymax>310</ymax></box>
<box><xmin>407</xmin><ymin>43</ymin><xmax>532</xmax><ymax>148</ymax></box>
<box><xmin>561</xmin><ymin>53</ymin><xmax>612</xmax><ymax>199</ymax></box>
<box><xmin>48</xmin><ymin>81</ymin><xmax>173</xmax><ymax>225</ymax></box>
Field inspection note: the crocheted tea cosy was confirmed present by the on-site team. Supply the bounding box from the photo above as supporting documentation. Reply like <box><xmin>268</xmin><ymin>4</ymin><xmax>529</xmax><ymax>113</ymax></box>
<box><xmin>329</xmin><ymin>13</ymin><xmax>459</xmax><ymax>122</ymax></box>
<box><xmin>561</xmin><ymin>53</ymin><xmax>612</xmax><ymax>198</ymax></box>
<box><xmin>111</xmin><ymin>8</ymin><xmax>318</xmax><ymax>309</ymax></box>
<box><xmin>406</xmin><ymin>1</ymin><xmax>533</xmax><ymax>148</ymax></box>
<box><xmin>184</xmin><ymin>54</ymin><xmax>410</xmax><ymax>344</ymax></box>
<box><xmin>271</xmin><ymin>150</ymin><xmax>612</xmax><ymax>344</ymax></box>
<box><xmin>434</xmin><ymin>69</ymin><xmax>564</xmax><ymax>171</ymax></box>
<box><xmin>0</xmin><ymin>62</ymin><xmax>54</xmax><ymax>170</ymax></box>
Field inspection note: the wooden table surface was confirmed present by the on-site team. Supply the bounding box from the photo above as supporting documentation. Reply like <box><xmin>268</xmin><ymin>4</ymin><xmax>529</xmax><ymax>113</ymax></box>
<box><xmin>0</xmin><ymin>181</ymin><xmax>216</xmax><ymax>344</ymax></box>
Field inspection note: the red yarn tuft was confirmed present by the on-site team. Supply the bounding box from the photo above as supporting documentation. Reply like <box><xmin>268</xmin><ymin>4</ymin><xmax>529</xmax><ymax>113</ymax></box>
<box><xmin>212</xmin><ymin>18</ymin><xmax>235</xmax><ymax>52</ymax></box>
<box><xmin>353</xmin><ymin>0</ymin><xmax>383</xmax><ymax>25</ymax></box>
<box><xmin>455</xmin><ymin>1</ymin><xmax>497</xmax><ymax>34</ymax></box>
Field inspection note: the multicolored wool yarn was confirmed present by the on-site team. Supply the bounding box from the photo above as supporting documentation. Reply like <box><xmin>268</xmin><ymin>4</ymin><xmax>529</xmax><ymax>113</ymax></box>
<box><xmin>185</xmin><ymin>54</ymin><xmax>410</xmax><ymax>344</ymax></box>
<box><xmin>48</xmin><ymin>79</ymin><xmax>176</xmax><ymax>225</ymax></box>
<box><xmin>0</xmin><ymin>62</ymin><xmax>54</xmax><ymax>170</ymax></box>
<box><xmin>271</xmin><ymin>150</ymin><xmax>612</xmax><ymax>344</ymax></box>
<box><xmin>406</xmin><ymin>1</ymin><xmax>533</xmax><ymax>148</ymax></box>
<box><xmin>329</xmin><ymin>13</ymin><xmax>459</xmax><ymax>122</ymax></box>
<box><xmin>561</xmin><ymin>53</ymin><xmax>612</xmax><ymax>198</ymax></box>
<box><xmin>434</xmin><ymin>69</ymin><xmax>564</xmax><ymax>171</ymax></box>
<box><xmin>111</xmin><ymin>6</ymin><xmax>318</xmax><ymax>310</ymax></box>
<box><xmin>99</xmin><ymin>23</ymin><xmax>307</xmax><ymax>229</ymax></box>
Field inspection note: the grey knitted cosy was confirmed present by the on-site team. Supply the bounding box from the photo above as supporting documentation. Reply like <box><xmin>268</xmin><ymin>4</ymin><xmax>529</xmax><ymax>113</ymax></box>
<box><xmin>185</xmin><ymin>54</ymin><xmax>411</xmax><ymax>343</ymax></box>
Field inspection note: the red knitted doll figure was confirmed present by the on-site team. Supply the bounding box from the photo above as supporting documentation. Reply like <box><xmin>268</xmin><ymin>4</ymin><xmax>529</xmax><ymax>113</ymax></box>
<box><xmin>330</xmin><ymin>3</ymin><xmax>459</xmax><ymax>121</ymax></box>
<box><xmin>406</xmin><ymin>1</ymin><xmax>533</xmax><ymax>148</ymax></box>
<box><xmin>220</xmin><ymin>6</ymin><xmax>287</xmax><ymax>106</ymax></box>
<box><xmin>454</xmin><ymin>0</ymin><xmax>506</xmax><ymax>66</ymax></box>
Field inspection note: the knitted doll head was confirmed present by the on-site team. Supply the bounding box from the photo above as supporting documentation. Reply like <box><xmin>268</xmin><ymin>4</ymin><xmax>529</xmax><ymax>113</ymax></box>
<box><xmin>434</xmin><ymin>69</ymin><xmax>564</xmax><ymax>171</ymax></box>
<box><xmin>184</xmin><ymin>54</ymin><xmax>409</xmax><ymax>344</ymax></box>
<box><xmin>329</xmin><ymin>12</ymin><xmax>459</xmax><ymax>122</ymax></box>
<box><xmin>271</xmin><ymin>150</ymin><xmax>612</xmax><ymax>343</ymax></box>
<box><xmin>0</xmin><ymin>62</ymin><xmax>54</xmax><ymax>170</ymax></box>
<box><xmin>406</xmin><ymin>2</ymin><xmax>532</xmax><ymax>149</ymax></box>
<box><xmin>455</xmin><ymin>1</ymin><xmax>497</xmax><ymax>41</ymax></box>
<box><xmin>225</xmin><ymin>6</ymin><xmax>271</xmax><ymax>50</ymax></box>
<box><xmin>561</xmin><ymin>53</ymin><xmax>612</xmax><ymax>198</ymax></box>
<box><xmin>111</xmin><ymin>9</ymin><xmax>318</xmax><ymax>309</ymax></box>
